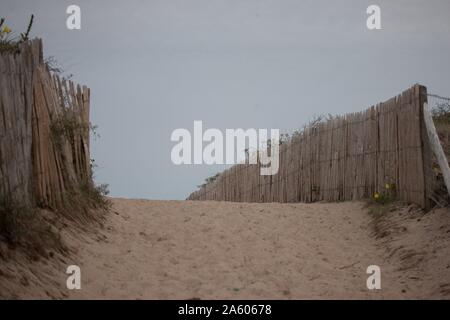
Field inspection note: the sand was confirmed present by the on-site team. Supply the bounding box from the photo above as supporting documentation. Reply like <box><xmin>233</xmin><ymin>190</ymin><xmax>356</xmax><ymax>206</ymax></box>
<box><xmin>1</xmin><ymin>199</ymin><xmax>450</xmax><ymax>299</ymax></box>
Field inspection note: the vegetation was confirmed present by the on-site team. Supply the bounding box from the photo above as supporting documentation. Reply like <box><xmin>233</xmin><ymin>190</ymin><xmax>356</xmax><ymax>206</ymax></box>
<box><xmin>431</xmin><ymin>100</ymin><xmax>450</xmax><ymax>157</ymax></box>
<box><xmin>372</xmin><ymin>183</ymin><xmax>396</xmax><ymax>205</ymax></box>
<box><xmin>50</xmin><ymin>108</ymin><xmax>99</xmax><ymax>151</ymax></box>
<box><xmin>0</xmin><ymin>192</ymin><xmax>65</xmax><ymax>261</ymax></box>
<box><xmin>430</xmin><ymin>99</ymin><xmax>450</xmax><ymax>206</ymax></box>
<box><xmin>61</xmin><ymin>178</ymin><xmax>110</xmax><ymax>223</ymax></box>
<box><xmin>197</xmin><ymin>173</ymin><xmax>221</xmax><ymax>189</ymax></box>
<box><xmin>431</xmin><ymin>100</ymin><xmax>450</xmax><ymax>124</ymax></box>
<box><xmin>365</xmin><ymin>184</ymin><xmax>398</xmax><ymax>224</ymax></box>
<box><xmin>280</xmin><ymin>113</ymin><xmax>334</xmax><ymax>145</ymax></box>
<box><xmin>0</xmin><ymin>15</ymin><xmax>34</xmax><ymax>54</ymax></box>
<box><xmin>50</xmin><ymin>110</ymin><xmax>110</xmax><ymax>221</ymax></box>
<box><xmin>81</xmin><ymin>159</ymin><xmax>110</xmax><ymax>211</ymax></box>
<box><xmin>44</xmin><ymin>55</ymin><xmax>74</xmax><ymax>80</ymax></box>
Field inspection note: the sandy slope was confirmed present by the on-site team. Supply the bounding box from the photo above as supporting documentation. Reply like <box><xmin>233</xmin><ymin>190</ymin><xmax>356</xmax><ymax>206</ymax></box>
<box><xmin>1</xmin><ymin>199</ymin><xmax>450</xmax><ymax>299</ymax></box>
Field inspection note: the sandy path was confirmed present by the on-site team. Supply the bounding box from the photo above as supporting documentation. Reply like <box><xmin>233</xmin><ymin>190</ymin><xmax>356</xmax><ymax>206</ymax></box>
<box><xmin>2</xmin><ymin>198</ymin><xmax>450</xmax><ymax>299</ymax></box>
<box><xmin>67</xmin><ymin>199</ymin><xmax>402</xmax><ymax>299</ymax></box>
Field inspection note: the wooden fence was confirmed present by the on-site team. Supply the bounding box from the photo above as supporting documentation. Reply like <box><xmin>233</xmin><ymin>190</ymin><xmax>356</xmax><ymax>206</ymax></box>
<box><xmin>0</xmin><ymin>39</ymin><xmax>91</xmax><ymax>210</ymax></box>
<box><xmin>188</xmin><ymin>85</ymin><xmax>433</xmax><ymax>208</ymax></box>
<box><xmin>0</xmin><ymin>40</ymin><xmax>40</xmax><ymax>206</ymax></box>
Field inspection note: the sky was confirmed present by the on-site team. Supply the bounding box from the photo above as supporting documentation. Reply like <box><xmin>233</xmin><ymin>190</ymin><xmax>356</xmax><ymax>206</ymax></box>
<box><xmin>2</xmin><ymin>0</ymin><xmax>450</xmax><ymax>199</ymax></box>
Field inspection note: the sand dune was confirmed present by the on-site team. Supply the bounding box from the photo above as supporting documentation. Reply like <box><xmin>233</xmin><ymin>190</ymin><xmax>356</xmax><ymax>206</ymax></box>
<box><xmin>1</xmin><ymin>199</ymin><xmax>450</xmax><ymax>299</ymax></box>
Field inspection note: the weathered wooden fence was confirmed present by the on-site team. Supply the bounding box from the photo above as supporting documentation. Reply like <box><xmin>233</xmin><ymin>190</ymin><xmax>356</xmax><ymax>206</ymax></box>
<box><xmin>188</xmin><ymin>85</ymin><xmax>433</xmax><ymax>208</ymax></box>
<box><xmin>0</xmin><ymin>40</ymin><xmax>40</xmax><ymax>206</ymax></box>
<box><xmin>0</xmin><ymin>39</ymin><xmax>91</xmax><ymax>210</ymax></box>
<box><xmin>33</xmin><ymin>62</ymin><xmax>91</xmax><ymax>209</ymax></box>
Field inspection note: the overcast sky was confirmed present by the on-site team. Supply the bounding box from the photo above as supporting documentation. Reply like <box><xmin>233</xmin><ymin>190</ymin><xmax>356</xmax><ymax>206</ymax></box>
<box><xmin>2</xmin><ymin>0</ymin><xmax>450</xmax><ymax>199</ymax></box>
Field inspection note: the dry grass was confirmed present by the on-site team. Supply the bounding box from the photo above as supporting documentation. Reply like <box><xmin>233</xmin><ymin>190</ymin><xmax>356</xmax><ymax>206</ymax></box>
<box><xmin>364</xmin><ymin>200</ymin><xmax>409</xmax><ymax>239</ymax></box>
<box><xmin>59</xmin><ymin>180</ymin><xmax>111</xmax><ymax>224</ymax></box>
<box><xmin>0</xmin><ymin>195</ymin><xmax>67</xmax><ymax>262</ymax></box>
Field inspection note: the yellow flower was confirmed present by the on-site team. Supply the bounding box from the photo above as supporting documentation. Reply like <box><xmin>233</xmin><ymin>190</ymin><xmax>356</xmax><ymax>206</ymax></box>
<box><xmin>374</xmin><ymin>192</ymin><xmax>380</xmax><ymax>199</ymax></box>
<box><xmin>385</xmin><ymin>183</ymin><xmax>390</xmax><ymax>189</ymax></box>
<box><xmin>3</xmin><ymin>26</ymin><xmax>11</xmax><ymax>34</ymax></box>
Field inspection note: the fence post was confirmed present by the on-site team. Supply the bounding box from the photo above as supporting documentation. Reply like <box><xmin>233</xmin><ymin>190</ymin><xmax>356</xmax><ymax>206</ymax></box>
<box><xmin>423</xmin><ymin>102</ymin><xmax>450</xmax><ymax>203</ymax></box>
<box><xmin>417</xmin><ymin>85</ymin><xmax>433</xmax><ymax>209</ymax></box>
